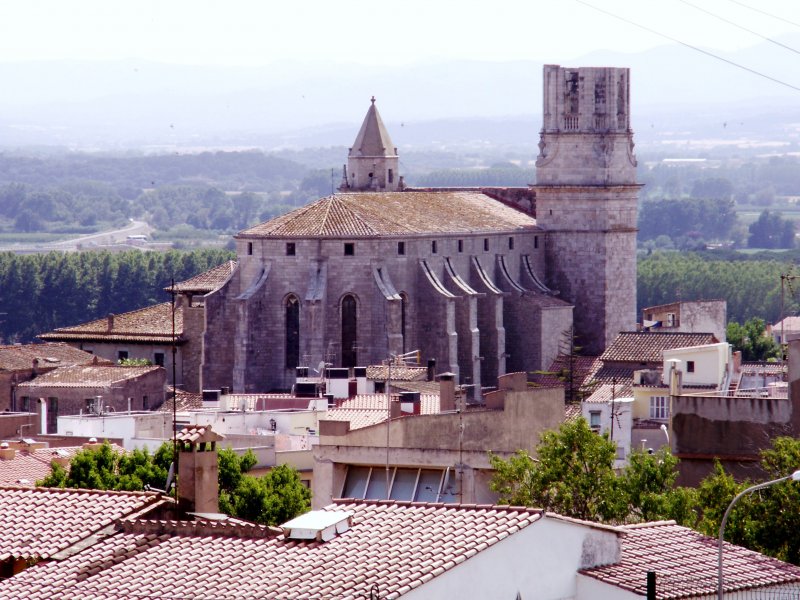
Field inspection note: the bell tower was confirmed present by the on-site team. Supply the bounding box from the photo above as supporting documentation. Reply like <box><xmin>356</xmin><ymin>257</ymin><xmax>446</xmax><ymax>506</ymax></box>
<box><xmin>535</xmin><ymin>65</ymin><xmax>639</xmax><ymax>355</ymax></box>
<box><xmin>339</xmin><ymin>97</ymin><xmax>401</xmax><ymax>192</ymax></box>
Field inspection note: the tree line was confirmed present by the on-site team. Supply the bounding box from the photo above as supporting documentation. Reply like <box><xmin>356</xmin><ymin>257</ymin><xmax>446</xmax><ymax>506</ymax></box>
<box><xmin>491</xmin><ymin>419</ymin><xmax>800</xmax><ymax>565</ymax></box>
<box><xmin>40</xmin><ymin>441</ymin><xmax>310</xmax><ymax>526</ymax></box>
<box><xmin>0</xmin><ymin>249</ymin><xmax>234</xmax><ymax>343</ymax></box>
<box><xmin>637</xmin><ymin>251</ymin><xmax>800</xmax><ymax>325</ymax></box>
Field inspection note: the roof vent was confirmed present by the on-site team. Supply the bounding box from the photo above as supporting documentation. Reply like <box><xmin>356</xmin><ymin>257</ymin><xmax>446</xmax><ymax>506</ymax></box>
<box><xmin>281</xmin><ymin>510</ymin><xmax>352</xmax><ymax>542</ymax></box>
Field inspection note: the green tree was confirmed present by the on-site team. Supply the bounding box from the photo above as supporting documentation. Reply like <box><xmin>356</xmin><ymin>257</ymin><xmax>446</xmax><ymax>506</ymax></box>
<box><xmin>490</xmin><ymin>419</ymin><xmax>624</xmax><ymax>522</ymax></box>
<box><xmin>40</xmin><ymin>442</ymin><xmax>309</xmax><ymax>526</ymax></box>
<box><xmin>748</xmin><ymin>209</ymin><xmax>796</xmax><ymax>249</ymax></box>
<box><xmin>726</xmin><ymin>317</ymin><xmax>780</xmax><ymax>361</ymax></box>
<box><xmin>619</xmin><ymin>448</ymin><xmax>697</xmax><ymax>525</ymax></box>
<box><xmin>38</xmin><ymin>441</ymin><xmax>170</xmax><ymax>491</ymax></box>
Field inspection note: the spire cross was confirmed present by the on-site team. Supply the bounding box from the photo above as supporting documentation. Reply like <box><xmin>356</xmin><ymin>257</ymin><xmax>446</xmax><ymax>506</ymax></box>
<box><xmin>370</xmin><ymin>96</ymin><xmax>376</xmax><ymax>105</ymax></box>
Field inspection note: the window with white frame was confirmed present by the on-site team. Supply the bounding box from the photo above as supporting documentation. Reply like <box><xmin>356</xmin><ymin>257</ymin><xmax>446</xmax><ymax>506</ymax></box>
<box><xmin>589</xmin><ymin>410</ymin><xmax>601</xmax><ymax>430</ymax></box>
<box><xmin>650</xmin><ymin>396</ymin><xmax>669</xmax><ymax>420</ymax></box>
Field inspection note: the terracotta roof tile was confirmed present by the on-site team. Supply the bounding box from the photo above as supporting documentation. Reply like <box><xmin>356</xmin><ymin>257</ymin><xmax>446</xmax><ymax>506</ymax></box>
<box><xmin>16</xmin><ymin>364</ymin><xmax>162</xmax><ymax>389</ymax></box>
<box><xmin>0</xmin><ymin>343</ymin><xmax>101</xmax><ymax>372</ymax></box>
<box><xmin>325</xmin><ymin>394</ymin><xmax>440</xmax><ymax>430</ymax></box>
<box><xmin>584</xmin><ymin>383</ymin><xmax>634</xmax><ymax>404</ymax></box>
<box><xmin>366</xmin><ymin>365</ymin><xmax>429</xmax><ymax>382</ymax></box>
<box><xmin>239</xmin><ymin>192</ymin><xmax>538</xmax><ymax>238</ymax></box>
<box><xmin>159</xmin><ymin>387</ymin><xmax>203</xmax><ymax>413</ymax></box>
<box><xmin>39</xmin><ymin>302</ymin><xmax>184</xmax><ymax>344</ymax></box>
<box><xmin>168</xmin><ymin>260</ymin><xmax>237</xmax><ymax>293</ymax></box>
<box><xmin>530</xmin><ymin>355</ymin><xmax>600</xmax><ymax>389</ymax></box>
<box><xmin>581</xmin><ymin>522</ymin><xmax>800</xmax><ymax>597</ymax></box>
<box><xmin>600</xmin><ymin>332</ymin><xmax>718</xmax><ymax>364</ymax></box>
<box><xmin>0</xmin><ymin>486</ymin><xmax>162</xmax><ymax>561</ymax></box>
<box><xmin>0</xmin><ymin>500</ymin><xmax>543</xmax><ymax>599</ymax></box>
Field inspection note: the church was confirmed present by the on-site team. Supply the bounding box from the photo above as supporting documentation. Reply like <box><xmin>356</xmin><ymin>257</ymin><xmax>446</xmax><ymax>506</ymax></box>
<box><xmin>201</xmin><ymin>64</ymin><xmax>639</xmax><ymax>393</ymax></box>
<box><xmin>44</xmin><ymin>65</ymin><xmax>639</xmax><ymax>395</ymax></box>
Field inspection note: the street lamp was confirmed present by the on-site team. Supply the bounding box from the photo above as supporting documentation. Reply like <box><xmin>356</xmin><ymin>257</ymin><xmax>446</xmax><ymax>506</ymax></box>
<box><xmin>718</xmin><ymin>469</ymin><xmax>800</xmax><ymax>599</ymax></box>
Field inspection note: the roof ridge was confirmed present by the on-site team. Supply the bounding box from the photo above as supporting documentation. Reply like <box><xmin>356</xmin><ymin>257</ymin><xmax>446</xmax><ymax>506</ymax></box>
<box><xmin>119</xmin><ymin>518</ymin><xmax>282</xmax><ymax>539</ymax></box>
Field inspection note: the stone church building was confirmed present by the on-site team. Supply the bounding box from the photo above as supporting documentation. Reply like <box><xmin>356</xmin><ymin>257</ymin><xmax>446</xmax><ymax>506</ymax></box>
<box><xmin>202</xmin><ymin>64</ymin><xmax>638</xmax><ymax>393</ymax></box>
<box><xmin>44</xmin><ymin>65</ymin><xmax>639</xmax><ymax>395</ymax></box>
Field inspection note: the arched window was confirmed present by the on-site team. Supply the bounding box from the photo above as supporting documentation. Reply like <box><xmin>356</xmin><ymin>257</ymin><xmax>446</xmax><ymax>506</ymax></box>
<box><xmin>400</xmin><ymin>293</ymin><xmax>408</xmax><ymax>354</ymax></box>
<box><xmin>341</xmin><ymin>294</ymin><xmax>357</xmax><ymax>368</ymax></box>
<box><xmin>285</xmin><ymin>295</ymin><xmax>300</xmax><ymax>369</ymax></box>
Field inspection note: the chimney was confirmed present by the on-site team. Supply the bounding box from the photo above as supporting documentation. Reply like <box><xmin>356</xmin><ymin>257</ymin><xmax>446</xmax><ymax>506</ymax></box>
<box><xmin>426</xmin><ymin>359</ymin><xmax>436</xmax><ymax>382</ymax></box>
<box><xmin>31</xmin><ymin>358</ymin><xmax>39</xmax><ymax>376</ymax></box>
<box><xmin>0</xmin><ymin>443</ymin><xmax>16</xmax><ymax>460</ymax></box>
<box><xmin>390</xmin><ymin>399</ymin><xmax>402</xmax><ymax>419</ymax></box>
<box><xmin>83</xmin><ymin>437</ymin><xmax>101</xmax><ymax>451</ymax></box>
<box><xmin>51</xmin><ymin>450</ymin><xmax>71</xmax><ymax>468</ymax></box>
<box><xmin>438</xmin><ymin>373</ymin><xmax>456</xmax><ymax>412</ymax></box>
<box><xmin>177</xmin><ymin>425</ymin><xmax>223</xmax><ymax>515</ymax></box>
<box><xmin>107</xmin><ymin>313</ymin><xmax>115</xmax><ymax>331</ymax></box>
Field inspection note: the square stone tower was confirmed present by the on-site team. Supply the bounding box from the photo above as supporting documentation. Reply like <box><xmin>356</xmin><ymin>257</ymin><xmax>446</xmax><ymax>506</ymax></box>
<box><xmin>535</xmin><ymin>65</ymin><xmax>639</xmax><ymax>355</ymax></box>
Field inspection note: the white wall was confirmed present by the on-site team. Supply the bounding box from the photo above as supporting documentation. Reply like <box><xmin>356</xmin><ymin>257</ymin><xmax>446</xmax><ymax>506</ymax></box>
<box><xmin>662</xmin><ymin>343</ymin><xmax>729</xmax><ymax>387</ymax></box>
<box><xmin>582</xmin><ymin>398</ymin><xmax>633</xmax><ymax>467</ymax></box>
<box><xmin>401</xmin><ymin>517</ymin><xmax>619</xmax><ymax>600</ymax></box>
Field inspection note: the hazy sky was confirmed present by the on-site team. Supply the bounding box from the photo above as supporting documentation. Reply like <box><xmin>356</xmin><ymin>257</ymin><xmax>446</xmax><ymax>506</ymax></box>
<box><xmin>1</xmin><ymin>0</ymin><xmax>798</xmax><ymax>65</ymax></box>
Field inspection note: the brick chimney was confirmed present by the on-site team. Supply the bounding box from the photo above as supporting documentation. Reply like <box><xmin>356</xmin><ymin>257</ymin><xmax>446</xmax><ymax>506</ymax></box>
<box><xmin>107</xmin><ymin>313</ymin><xmax>115</xmax><ymax>331</ymax></box>
<box><xmin>177</xmin><ymin>425</ymin><xmax>224</xmax><ymax>515</ymax></box>
<box><xmin>438</xmin><ymin>373</ymin><xmax>456</xmax><ymax>412</ymax></box>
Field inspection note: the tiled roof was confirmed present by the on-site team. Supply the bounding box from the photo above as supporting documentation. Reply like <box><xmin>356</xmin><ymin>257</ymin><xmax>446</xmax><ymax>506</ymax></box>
<box><xmin>0</xmin><ymin>445</ymin><xmax>125</xmax><ymax>487</ymax></box>
<box><xmin>584</xmin><ymin>383</ymin><xmax>634</xmax><ymax>404</ymax></box>
<box><xmin>740</xmin><ymin>361</ymin><xmax>786</xmax><ymax>375</ymax></box>
<box><xmin>16</xmin><ymin>365</ymin><xmax>162</xmax><ymax>389</ymax></box>
<box><xmin>564</xmin><ymin>403</ymin><xmax>583</xmax><ymax>422</ymax></box>
<box><xmin>389</xmin><ymin>380</ymin><xmax>441</xmax><ymax>394</ymax></box>
<box><xmin>168</xmin><ymin>260</ymin><xmax>237</xmax><ymax>293</ymax></box>
<box><xmin>600</xmin><ymin>332</ymin><xmax>718</xmax><ymax>364</ymax></box>
<box><xmin>325</xmin><ymin>394</ymin><xmax>440</xmax><ymax>430</ymax></box>
<box><xmin>0</xmin><ymin>486</ymin><xmax>162</xmax><ymax>561</ymax></box>
<box><xmin>238</xmin><ymin>192</ymin><xmax>538</xmax><ymax>238</ymax></box>
<box><xmin>0</xmin><ymin>500</ymin><xmax>543</xmax><ymax>600</ymax></box>
<box><xmin>366</xmin><ymin>365</ymin><xmax>429</xmax><ymax>382</ymax></box>
<box><xmin>581</xmin><ymin>521</ymin><xmax>800</xmax><ymax>598</ymax></box>
<box><xmin>530</xmin><ymin>355</ymin><xmax>599</xmax><ymax>389</ymax></box>
<box><xmin>175</xmin><ymin>425</ymin><xmax>223</xmax><ymax>443</ymax></box>
<box><xmin>0</xmin><ymin>343</ymin><xmax>101</xmax><ymax>372</ymax></box>
<box><xmin>39</xmin><ymin>302</ymin><xmax>184</xmax><ymax>344</ymax></box>
<box><xmin>772</xmin><ymin>315</ymin><xmax>800</xmax><ymax>332</ymax></box>
<box><xmin>159</xmin><ymin>387</ymin><xmax>203</xmax><ymax>413</ymax></box>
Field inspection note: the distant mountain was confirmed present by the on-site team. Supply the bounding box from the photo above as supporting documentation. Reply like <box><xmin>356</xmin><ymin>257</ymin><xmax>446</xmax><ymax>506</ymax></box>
<box><xmin>0</xmin><ymin>34</ymin><xmax>797</xmax><ymax>151</ymax></box>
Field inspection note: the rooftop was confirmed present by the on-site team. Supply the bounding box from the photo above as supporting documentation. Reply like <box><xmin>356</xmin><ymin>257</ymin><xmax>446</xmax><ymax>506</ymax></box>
<box><xmin>39</xmin><ymin>302</ymin><xmax>184</xmax><ymax>344</ymax></box>
<box><xmin>168</xmin><ymin>260</ymin><xmax>237</xmax><ymax>294</ymax></box>
<box><xmin>237</xmin><ymin>191</ymin><xmax>538</xmax><ymax>238</ymax></box>
<box><xmin>366</xmin><ymin>364</ymin><xmax>429</xmax><ymax>382</ymax></box>
<box><xmin>16</xmin><ymin>364</ymin><xmax>162</xmax><ymax>389</ymax></box>
<box><xmin>600</xmin><ymin>332</ymin><xmax>718</xmax><ymax>364</ymax></box>
<box><xmin>324</xmin><ymin>393</ymin><xmax>440</xmax><ymax>430</ymax></box>
<box><xmin>0</xmin><ymin>500</ymin><xmax>543</xmax><ymax>599</ymax></box>
<box><xmin>0</xmin><ymin>343</ymin><xmax>101</xmax><ymax>372</ymax></box>
<box><xmin>0</xmin><ymin>486</ymin><xmax>163</xmax><ymax>561</ymax></box>
<box><xmin>581</xmin><ymin>521</ymin><xmax>800</xmax><ymax>598</ymax></box>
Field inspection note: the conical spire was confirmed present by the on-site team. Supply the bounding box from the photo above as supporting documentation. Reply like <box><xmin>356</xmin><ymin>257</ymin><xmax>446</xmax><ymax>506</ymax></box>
<box><xmin>349</xmin><ymin>97</ymin><xmax>397</xmax><ymax>158</ymax></box>
<box><xmin>340</xmin><ymin>97</ymin><xmax>401</xmax><ymax>192</ymax></box>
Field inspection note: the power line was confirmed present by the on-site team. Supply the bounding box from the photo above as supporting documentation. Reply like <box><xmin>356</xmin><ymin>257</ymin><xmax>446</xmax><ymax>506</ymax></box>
<box><xmin>573</xmin><ymin>0</ymin><xmax>800</xmax><ymax>94</ymax></box>
<box><xmin>678</xmin><ymin>0</ymin><xmax>800</xmax><ymax>56</ymax></box>
<box><xmin>725</xmin><ymin>0</ymin><xmax>800</xmax><ymax>29</ymax></box>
